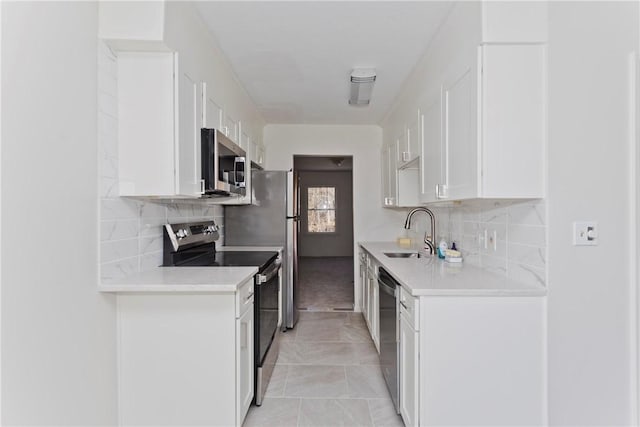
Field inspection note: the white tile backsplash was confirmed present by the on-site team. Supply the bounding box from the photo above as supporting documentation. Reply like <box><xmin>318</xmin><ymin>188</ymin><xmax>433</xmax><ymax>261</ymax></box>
<box><xmin>97</xmin><ymin>41</ymin><xmax>223</xmax><ymax>281</ymax></box>
<box><xmin>406</xmin><ymin>199</ymin><xmax>547</xmax><ymax>287</ymax></box>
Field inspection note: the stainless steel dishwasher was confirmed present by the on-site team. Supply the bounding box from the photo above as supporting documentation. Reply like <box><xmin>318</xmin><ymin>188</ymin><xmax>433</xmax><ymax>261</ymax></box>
<box><xmin>378</xmin><ymin>267</ymin><xmax>399</xmax><ymax>413</ymax></box>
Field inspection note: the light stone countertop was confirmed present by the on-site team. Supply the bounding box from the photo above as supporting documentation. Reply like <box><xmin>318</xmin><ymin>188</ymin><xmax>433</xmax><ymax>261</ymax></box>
<box><xmin>98</xmin><ymin>267</ymin><xmax>258</xmax><ymax>293</ymax></box>
<box><xmin>360</xmin><ymin>241</ymin><xmax>547</xmax><ymax>297</ymax></box>
<box><xmin>218</xmin><ymin>245</ymin><xmax>284</xmax><ymax>253</ymax></box>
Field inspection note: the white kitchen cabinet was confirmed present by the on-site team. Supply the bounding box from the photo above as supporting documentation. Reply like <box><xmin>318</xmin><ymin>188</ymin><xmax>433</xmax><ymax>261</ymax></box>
<box><xmin>257</xmin><ymin>145</ymin><xmax>265</xmax><ymax>167</ymax></box>
<box><xmin>422</xmin><ymin>44</ymin><xmax>545</xmax><ymax>202</ymax></box>
<box><xmin>443</xmin><ymin>54</ymin><xmax>478</xmax><ymax>200</ymax></box>
<box><xmin>418</xmin><ymin>296</ymin><xmax>545</xmax><ymax>426</ymax></box>
<box><xmin>239</xmin><ymin>124</ymin><xmax>250</xmax><ymax>152</ymax></box>
<box><xmin>381</xmin><ymin>144</ymin><xmax>392</xmax><ymax>206</ymax></box>
<box><xmin>236</xmin><ymin>289</ymin><xmax>254</xmax><ymax>423</ymax></box>
<box><xmin>399</xmin><ymin>286</ymin><xmax>419</xmax><ymax>427</ymax></box>
<box><xmin>116</xmin><ymin>278</ymin><xmax>255</xmax><ymax>426</ymax></box>
<box><xmin>419</xmin><ymin>90</ymin><xmax>444</xmax><ymax>203</ymax></box>
<box><xmin>359</xmin><ymin>250</ymin><xmax>368</xmax><ymax>315</ymax></box>
<box><xmin>360</xmin><ymin>244</ymin><xmax>546</xmax><ymax>426</ymax></box>
<box><xmin>117</xmin><ymin>52</ymin><xmax>176</xmax><ymax>196</ymax></box>
<box><xmin>382</xmin><ymin>141</ymin><xmax>420</xmax><ymax>208</ymax></box>
<box><xmin>202</xmin><ymin>81</ymin><xmax>223</xmax><ymax>130</ymax></box>
<box><xmin>117</xmin><ymin>52</ymin><xmax>202</xmax><ymax>197</ymax></box>
<box><xmin>249</xmin><ymin>139</ymin><xmax>265</xmax><ymax>168</ymax></box>
<box><xmin>365</xmin><ymin>254</ymin><xmax>380</xmax><ymax>352</ymax></box>
<box><xmin>398</xmin><ymin>110</ymin><xmax>421</xmax><ymax>167</ymax></box>
<box><xmin>223</xmin><ymin>111</ymin><xmax>239</xmax><ymax>145</ymax></box>
<box><xmin>177</xmin><ymin>68</ymin><xmax>203</xmax><ymax>196</ymax></box>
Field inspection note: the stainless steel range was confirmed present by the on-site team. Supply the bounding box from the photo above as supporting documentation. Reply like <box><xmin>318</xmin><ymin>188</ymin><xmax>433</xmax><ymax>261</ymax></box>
<box><xmin>163</xmin><ymin>220</ymin><xmax>280</xmax><ymax>406</ymax></box>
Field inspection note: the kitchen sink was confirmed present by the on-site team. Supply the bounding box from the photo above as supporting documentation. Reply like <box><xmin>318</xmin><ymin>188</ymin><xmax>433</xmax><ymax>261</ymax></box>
<box><xmin>383</xmin><ymin>252</ymin><xmax>423</xmax><ymax>259</ymax></box>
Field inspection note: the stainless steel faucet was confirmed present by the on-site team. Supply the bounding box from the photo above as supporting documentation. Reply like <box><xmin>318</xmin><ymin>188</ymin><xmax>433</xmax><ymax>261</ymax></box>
<box><xmin>404</xmin><ymin>207</ymin><xmax>436</xmax><ymax>255</ymax></box>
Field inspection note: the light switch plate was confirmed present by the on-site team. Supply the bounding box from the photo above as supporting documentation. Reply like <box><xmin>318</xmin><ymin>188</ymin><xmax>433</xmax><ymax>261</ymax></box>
<box><xmin>573</xmin><ymin>221</ymin><xmax>598</xmax><ymax>246</ymax></box>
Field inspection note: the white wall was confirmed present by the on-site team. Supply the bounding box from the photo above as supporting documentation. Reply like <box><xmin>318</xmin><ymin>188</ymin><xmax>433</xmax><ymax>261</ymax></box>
<box><xmin>264</xmin><ymin>125</ymin><xmax>407</xmax><ymax>310</ymax></box>
<box><xmin>1</xmin><ymin>2</ymin><xmax>117</xmax><ymax>424</ymax></box>
<box><xmin>547</xmin><ymin>2</ymin><xmax>639</xmax><ymax>424</ymax></box>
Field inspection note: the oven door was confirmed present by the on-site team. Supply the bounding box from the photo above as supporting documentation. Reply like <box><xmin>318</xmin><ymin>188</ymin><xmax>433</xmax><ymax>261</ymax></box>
<box><xmin>254</xmin><ymin>259</ymin><xmax>281</xmax><ymax>405</ymax></box>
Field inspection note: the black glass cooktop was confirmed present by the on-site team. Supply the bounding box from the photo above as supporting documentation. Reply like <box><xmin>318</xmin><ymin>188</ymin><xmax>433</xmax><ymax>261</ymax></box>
<box><xmin>171</xmin><ymin>250</ymin><xmax>278</xmax><ymax>272</ymax></box>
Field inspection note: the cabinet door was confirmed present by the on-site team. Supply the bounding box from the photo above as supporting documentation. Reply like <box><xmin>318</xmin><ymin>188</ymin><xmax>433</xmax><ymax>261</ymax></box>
<box><xmin>406</xmin><ymin>110</ymin><xmax>421</xmax><ymax>164</ymax></box>
<box><xmin>400</xmin><ymin>314</ymin><xmax>419</xmax><ymax>426</ymax></box>
<box><xmin>420</xmin><ymin>91</ymin><xmax>444</xmax><ymax>203</ymax></box>
<box><xmin>202</xmin><ymin>82</ymin><xmax>223</xmax><ymax>130</ymax></box>
<box><xmin>381</xmin><ymin>145</ymin><xmax>390</xmax><ymax>206</ymax></box>
<box><xmin>443</xmin><ymin>55</ymin><xmax>478</xmax><ymax>200</ymax></box>
<box><xmin>360</xmin><ymin>259</ymin><xmax>368</xmax><ymax>315</ymax></box>
<box><xmin>177</xmin><ymin>70</ymin><xmax>203</xmax><ymax>196</ymax></box>
<box><xmin>388</xmin><ymin>144</ymin><xmax>398</xmax><ymax>206</ymax></box>
<box><xmin>362</xmin><ymin>266</ymin><xmax>371</xmax><ymax>332</ymax></box>
<box><xmin>240</xmin><ymin>128</ymin><xmax>250</xmax><ymax>152</ymax></box>
<box><xmin>480</xmin><ymin>44</ymin><xmax>545</xmax><ymax>198</ymax></box>
<box><xmin>223</xmin><ymin>112</ymin><xmax>239</xmax><ymax>144</ymax></box>
<box><xmin>257</xmin><ymin>145</ymin><xmax>265</xmax><ymax>166</ymax></box>
<box><xmin>371</xmin><ymin>276</ymin><xmax>380</xmax><ymax>352</ymax></box>
<box><xmin>236</xmin><ymin>302</ymin><xmax>254</xmax><ymax>425</ymax></box>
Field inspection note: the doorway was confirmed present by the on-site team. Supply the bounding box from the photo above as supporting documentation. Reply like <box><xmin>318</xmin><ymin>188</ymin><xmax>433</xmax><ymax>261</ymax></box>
<box><xmin>294</xmin><ymin>155</ymin><xmax>354</xmax><ymax>311</ymax></box>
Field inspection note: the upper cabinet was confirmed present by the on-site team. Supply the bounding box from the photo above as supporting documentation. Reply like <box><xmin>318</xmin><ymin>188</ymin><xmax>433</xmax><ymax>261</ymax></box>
<box><xmin>382</xmin><ymin>140</ymin><xmax>419</xmax><ymax>208</ymax></box>
<box><xmin>384</xmin><ymin>2</ymin><xmax>548</xmax><ymax>207</ymax></box>
<box><xmin>177</xmin><ymin>66</ymin><xmax>203</xmax><ymax>197</ymax></box>
<box><xmin>420</xmin><ymin>44</ymin><xmax>545</xmax><ymax>203</ymax></box>
<box><xmin>202</xmin><ymin>82</ymin><xmax>223</xmax><ymax>130</ymax></box>
<box><xmin>117</xmin><ymin>53</ymin><xmax>206</xmax><ymax>198</ymax></box>
<box><xmin>100</xmin><ymin>2</ymin><xmax>265</xmax><ymax>203</ymax></box>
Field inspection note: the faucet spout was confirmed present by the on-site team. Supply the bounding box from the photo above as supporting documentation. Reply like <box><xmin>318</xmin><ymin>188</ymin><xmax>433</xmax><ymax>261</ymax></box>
<box><xmin>403</xmin><ymin>207</ymin><xmax>437</xmax><ymax>255</ymax></box>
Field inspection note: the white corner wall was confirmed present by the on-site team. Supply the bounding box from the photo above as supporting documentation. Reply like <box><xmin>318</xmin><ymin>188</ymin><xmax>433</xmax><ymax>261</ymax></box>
<box><xmin>1</xmin><ymin>2</ymin><xmax>117</xmax><ymax>424</ymax></box>
<box><xmin>547</xmin><ymin>2</ymin><xmax>639</xmax><ymax>424</ymax></box>
<box><xmin>264</xmin><ymin>125</ymin><xmax>408</xmax><ymax>310</ymax></box>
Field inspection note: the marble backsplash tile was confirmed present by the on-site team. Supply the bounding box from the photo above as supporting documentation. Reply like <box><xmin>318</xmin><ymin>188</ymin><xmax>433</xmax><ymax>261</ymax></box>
<box><xmin>97</xmin><ymin>41</ymin><xmax>224</xmax><ymax>281</ymax></box>
<box><xmin>405</xmin><ymin>199</ymin><xmax>547</xmax><ymax>287</ymax></box>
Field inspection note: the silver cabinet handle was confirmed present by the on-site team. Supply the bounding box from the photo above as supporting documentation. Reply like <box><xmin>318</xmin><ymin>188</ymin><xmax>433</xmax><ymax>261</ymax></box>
<box><xmin>402</xmin><ymin>151</ymin><xmax>410</xmax><ymax>162</ymax></box>
<box><xmin>400</xmin><ymin>301</ymin><xmax>409</xmax><ymax>310</ymax></box>
<box><xmin>245</xmin><ymin>291</ymin><xmax>254</xmax><ymax>301</ymax></box>
<box><xmin>200</xmin><ymin>179</ymin><xmax>205</xmax><ymax>195</ymax></box>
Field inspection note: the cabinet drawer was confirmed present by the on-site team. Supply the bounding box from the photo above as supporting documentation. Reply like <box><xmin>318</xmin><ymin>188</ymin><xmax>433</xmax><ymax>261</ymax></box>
<box><xmin>399</xmin><ymin>286</ymin><xmax>419</xmax><ymax>330</ymax></box>
<box><xmin>236</xmin><ymin>278</ymin><xmax>255</xmax><ymax>317</ymax></box>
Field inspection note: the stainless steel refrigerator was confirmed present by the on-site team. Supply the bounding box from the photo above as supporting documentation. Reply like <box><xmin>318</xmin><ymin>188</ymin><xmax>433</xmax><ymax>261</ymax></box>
<box><xmin>224</xmin><ymin>170</ymin><xmax>299</xmax><ymax>329</ymax></box>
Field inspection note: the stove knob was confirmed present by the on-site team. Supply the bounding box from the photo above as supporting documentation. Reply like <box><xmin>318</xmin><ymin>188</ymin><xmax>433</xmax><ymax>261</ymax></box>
<box><xmin>176</xmin><ymin>229</ymin><xmax>187</xmax><ymax>239</ymax></box>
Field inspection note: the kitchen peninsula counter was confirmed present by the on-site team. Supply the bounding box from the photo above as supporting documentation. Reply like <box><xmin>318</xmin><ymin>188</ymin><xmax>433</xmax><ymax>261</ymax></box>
<box><xmin>98</xmin><ymin>266</ymin><xmax>258</xmax><ymax>293</ymax></box>
<box><xmin>359</xmin><ymin>241</ymin><xmax>546</xmax><ymax>297</ymax></box>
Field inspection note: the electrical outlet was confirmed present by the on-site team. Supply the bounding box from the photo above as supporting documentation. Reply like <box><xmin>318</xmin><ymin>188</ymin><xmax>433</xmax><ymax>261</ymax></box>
<box><xmin>573</xmin><ymin>221</ymin><xmax>598</xmax><ymax>246</ymax></box>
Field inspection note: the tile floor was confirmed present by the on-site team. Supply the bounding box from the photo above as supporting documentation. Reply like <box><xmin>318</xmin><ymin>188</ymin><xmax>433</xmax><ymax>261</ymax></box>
<box><xmin>243</xmin><ymin>311</ymin><xmax>403</xmax><ymax>427</ymax></box>
<box><xmin>298</xmin><ymin>257</ymin><xmax>355</xmax><ymax>311</ymax></box>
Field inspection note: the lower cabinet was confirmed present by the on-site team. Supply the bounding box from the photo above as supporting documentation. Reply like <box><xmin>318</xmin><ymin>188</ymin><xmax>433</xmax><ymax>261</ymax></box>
<box><xmin>414</xmin><ymin>296</ymin><xmax>545</xmax><ymax>426</ymax></box>
<box><xmin>365</xmin><ymin>256</ymin><xmax>380</xmax><ymax>353</ymax></box>
<box><xmin>236</xmin><ymin>290</ymin><xmax>255</xmax><ymax>424</ymax></box>
<box><xmin>116</xmin><ymin>278</ymin><xmax>255</xmax><ymax>426</ymax></box>
<box><xmin>359</xmin><ymin>247</ymin><xmax>546</xmax><ymax>426</ymax></box>
<box><xmin>399</xmin><ymin>288</ymin><xmax>419</xmax><ymax>426</ymax></box>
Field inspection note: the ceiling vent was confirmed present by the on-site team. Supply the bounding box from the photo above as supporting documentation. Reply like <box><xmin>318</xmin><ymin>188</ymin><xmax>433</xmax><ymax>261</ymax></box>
<box><xmin>349</xmin><ymin>69</ymin><xmax>376</xmax><ymax>106</ymax></box>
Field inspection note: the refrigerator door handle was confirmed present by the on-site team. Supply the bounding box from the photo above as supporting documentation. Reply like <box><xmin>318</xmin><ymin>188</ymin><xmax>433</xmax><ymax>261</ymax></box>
<box><xmin>286</xmin><ymin>215</ymin><xmax>300</xmax><ymax>220</ymax></box>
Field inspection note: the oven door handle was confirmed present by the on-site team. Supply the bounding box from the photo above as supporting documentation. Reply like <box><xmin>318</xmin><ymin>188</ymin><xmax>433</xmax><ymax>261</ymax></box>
<box><xmin>257</xmin><ymin>260</ymin><xmax>282</xmax><ymax>284</ymax></box>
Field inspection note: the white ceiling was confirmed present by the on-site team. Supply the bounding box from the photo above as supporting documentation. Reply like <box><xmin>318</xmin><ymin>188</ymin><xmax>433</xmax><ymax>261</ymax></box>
<box><xmin>195</xmin><ymin>1</ymin><xmax>453</xmax><ymax>125</ymax></box>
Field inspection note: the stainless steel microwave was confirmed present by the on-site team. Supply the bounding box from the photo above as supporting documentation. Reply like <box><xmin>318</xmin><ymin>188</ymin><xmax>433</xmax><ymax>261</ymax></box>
<box><xmin>201</xmin><ymin>128</ymin><xmax>246</xmax><ymax>197</ymax></box>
